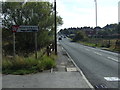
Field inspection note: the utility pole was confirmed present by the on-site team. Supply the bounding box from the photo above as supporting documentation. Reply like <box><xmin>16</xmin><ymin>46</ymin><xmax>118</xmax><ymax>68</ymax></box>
<box><xmin>35</xmin><ymin>32</ymin><xmax>37</xmax><ymax>59</ymax></box>
<box><xmin>54</xmin><ymin>0</ymin><xmax>57</xmax><ymax>55</ymax></box>
<box><xmin>94</xmin><ymin>0</ymin><xmax>98</xmax><ymax>45</ymax></box>
<box><xmin>94</xmin><ymin>0</ymin><xmax>97</xmax><ymax>27</ymax></box>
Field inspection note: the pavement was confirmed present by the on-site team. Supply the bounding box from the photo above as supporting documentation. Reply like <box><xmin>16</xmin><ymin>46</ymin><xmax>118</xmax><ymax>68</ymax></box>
<box><xmin>2</xmin><ymin>43</ymin><xmax>92</xmax><ymax>88</ymax></box>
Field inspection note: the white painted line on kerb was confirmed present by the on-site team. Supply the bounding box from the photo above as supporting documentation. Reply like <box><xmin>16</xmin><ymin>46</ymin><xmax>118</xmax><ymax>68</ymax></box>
<box><xmin>94</xmin><ymin>52</ymin><xmax>102</xmax><ymax>56</ymax></box>
<box><xmin>107</xmin><ymin>57</ymin><xmax>118</xmax><ymax>62</ymax></box>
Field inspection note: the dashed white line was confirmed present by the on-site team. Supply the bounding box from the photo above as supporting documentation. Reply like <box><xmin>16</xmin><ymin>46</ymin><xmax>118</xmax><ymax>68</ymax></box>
<box><xmin>107</xmin><ymin>57</ymin><xmax>118</xmax><ymax>62</ymax></box>
<box><xmin>85</xmin><ymin>49</ymin><xmax>90</xmax><ymax>51</ymax></box>
<box><xmin>100</xmin><ymin>50</ymin><xmax>118</xmax><ymax>56</ymax></box>
<box><xmin>94</xmin><ymin>52</ymin><xmax>102</xmax><ymax>56</ymax></box>
<box><xmin>84</xmin><ymin>46</ymin><xmax>86</xmax><ymax>48</ymax></box>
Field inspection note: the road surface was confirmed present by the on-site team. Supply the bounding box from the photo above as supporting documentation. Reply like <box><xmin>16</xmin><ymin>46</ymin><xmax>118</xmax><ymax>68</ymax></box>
<box><xmin>59</xmin><ymin>37</ymin><xmax>119</xmax><ymax>88</ymax></box>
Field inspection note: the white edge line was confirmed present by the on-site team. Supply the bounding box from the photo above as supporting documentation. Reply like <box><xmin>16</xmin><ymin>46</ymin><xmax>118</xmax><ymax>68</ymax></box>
<box><xmin>61</xmin><ymin>46</ymin><xmax>95</xmax><ymax>89</ymax></box>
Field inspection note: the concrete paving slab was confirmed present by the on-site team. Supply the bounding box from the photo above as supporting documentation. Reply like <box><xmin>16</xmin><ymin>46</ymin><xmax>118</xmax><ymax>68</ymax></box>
<box><xmin>66</xmin><ymin>67</ymin><xmax>77</xmax><ymax>72</ymax></box>
<box><xmin>2</xmin><ymin>72</ymin><xmax>90</xmax><ymax>88</ymax></box>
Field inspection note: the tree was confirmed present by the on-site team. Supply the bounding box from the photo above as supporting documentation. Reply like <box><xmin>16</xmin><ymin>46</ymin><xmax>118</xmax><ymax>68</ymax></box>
<box><xmin>73</xmin><ymin>31</ymin><xmax>88</xmax><ymax>42</ymax></box>
<box><xmin>2</xmin><ymin>2</ymin><xmax>63</xmax><ymax>56</ymax></box>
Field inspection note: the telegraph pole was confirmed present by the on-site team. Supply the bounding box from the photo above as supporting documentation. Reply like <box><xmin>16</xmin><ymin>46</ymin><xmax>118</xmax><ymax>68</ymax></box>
<box><xmin>94</xmin><ymin>0</ymin><xmax>98</xmax><ymax>45</ymax></box>
<box><xmin>54</xmin><ymin>0</ymin><xmax>57</xmax><ymax>55</ymax></box>
<box><xmin>94</xmin><ymin>0</ymin><xmax>97</xmax><ymax>27</ymax></box>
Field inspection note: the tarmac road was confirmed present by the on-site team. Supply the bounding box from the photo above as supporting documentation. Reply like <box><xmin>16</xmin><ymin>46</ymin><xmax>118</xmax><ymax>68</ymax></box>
<box><xmin>59</xmin><ymin>37</ymin><xmax>119</xmax><ymax>88</ymax></box>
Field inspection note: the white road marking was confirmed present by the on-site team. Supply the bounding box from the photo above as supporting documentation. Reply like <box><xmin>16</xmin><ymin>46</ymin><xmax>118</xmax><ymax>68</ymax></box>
<box><xmin>94</xmin><ymin>52</ymin><xmax>102</xmax><ymax>56</ymax></box>
<box><xmin>104</xmin><ymin>77</ymin><xmax>120</xmax><ymax>81</ymax></box>
<box><xmin>85</xmin><ymin>49</ymin><xmax>90</xmax><ymax>51</ymax></box>
<box><xmin>107</xmin><ymin>57</ymin><xmax>118</xmax><ymax>62</ymax></box>
<box><xmin>63</xmin><ymin>47</ymin><xmax>94</xmax><ymax>88</ymax></box>
<box><xmin>100</xmin><ymin>50</ymin><xmax>118</xmax><ymax>56</ymax></box>
<box><xmin>90</xmin><ymin>48</ymin><xmax>96</xmax><ymax>50</ymax></box>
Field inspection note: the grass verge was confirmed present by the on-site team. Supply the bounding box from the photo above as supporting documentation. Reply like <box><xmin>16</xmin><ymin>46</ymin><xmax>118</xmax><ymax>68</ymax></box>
<box><xmin>2</xmin><ymin>53</ymin><xmax>56</xmax><ymax>75</ymax></box>
<box><xmin>77</xmin><ymin>39</ymin><xmax>120</xmax><ymax>53</ymax></box>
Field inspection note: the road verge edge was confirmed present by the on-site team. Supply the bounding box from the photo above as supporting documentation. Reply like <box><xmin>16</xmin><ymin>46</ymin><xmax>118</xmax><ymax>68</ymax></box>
<box><xmin>61</xmin><ymin>46</ymin><xmax>95</xmax><ymax>89</ymax></box>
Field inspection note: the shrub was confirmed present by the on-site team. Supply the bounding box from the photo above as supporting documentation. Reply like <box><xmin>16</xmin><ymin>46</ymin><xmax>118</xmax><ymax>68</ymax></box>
<box><xmin>73</xmin><ymin>31</ymin><xmax>89</xmax><ymax>42</ymax></box>
<box><xmin>2</xmin><ymin>59</ymin><xmax>13</xmax><ymax>70</ymax></box>
<box><xmin>37</xmin><ymin>55</ymin><xmax>56</xmax><ymax>70</ymax></box>
<box><xmin>2</xmin><ymin>54</ymin><xmax>56</xmax><ymax>74</ymax></box>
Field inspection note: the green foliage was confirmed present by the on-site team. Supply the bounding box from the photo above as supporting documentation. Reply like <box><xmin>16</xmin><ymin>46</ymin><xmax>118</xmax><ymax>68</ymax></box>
<box><xmin>2</xmin><ymin>2</ymin><xmax>63</xmax><ymax>29</ymax></box>
<box><xmin>73</xmin><ymin>31</ymin><xmax>88</xmax><ymax>42</ymax></box>
<box><xmin>37</xmin><ymin>55</ymin><xmax>55</xmax><ymax>71</ymax></box>
<box><xmin>2</xmin><ymin>56</ymin><xmax>38</xmax><ymax>70</ymax></box>
<box><xmin>78</xmin><ymin>39</ymin><xmax>120</xmax><ymax>53</ymax></box>
<box><xmin>2</xmin><ymin>59</ymin><xmax>13</xmax><ymax>70</ymax></box>
<box><xmin>2</xmin><ymin>2</ymin><xmax>63</xmax><ymax>56</ymax></box>
<box><xmin>78</xmin><ymin>41</ymin><xmax>96</xmax><ymax>48</ymax></box>
<box><xmin>2</xmin><ymin>53</ymin><xmax>56</xmax><ymax>75</ymax></box>
<box><xmin>3</xmin><ymin>69</ymin><xmax>38</xmax><ymax>75</ymax></box>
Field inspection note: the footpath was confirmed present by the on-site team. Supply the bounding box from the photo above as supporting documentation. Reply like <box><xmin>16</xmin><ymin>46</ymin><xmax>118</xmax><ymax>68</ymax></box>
<box><xmin>2</xmin><ymin>43</ymin><xmax>93</xmax><ymax>88</ymax></box>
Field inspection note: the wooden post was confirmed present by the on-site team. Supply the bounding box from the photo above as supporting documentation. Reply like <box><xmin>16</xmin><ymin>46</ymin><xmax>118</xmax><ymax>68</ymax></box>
<box><xmin>54</xmin><ymin>0</ymin><xmax>57</xmax><ymax>55</ymax></box>
<box><xmin>35</xmin><ymin>32</ymin><xmax>37</xmax><ymax>59</ymax></box>
<box><xmin>13</xmin><ymin>32</ymin><xmax>16</xmax><ymax>58</ymax></box>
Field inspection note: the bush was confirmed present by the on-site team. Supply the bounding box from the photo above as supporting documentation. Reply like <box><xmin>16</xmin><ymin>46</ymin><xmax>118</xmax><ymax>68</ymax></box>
<box><xmin>2</xmin><ymin>54</ymin><xmax>56</xmax><ymax>75</ymax></box>
<box><xmin>37</xmin><ymin>55</ymin><xmax>56</xmax><ymax>70</ymax></box>
<box><xmin>2</xmin><ymin>59</ymin><xmax>13</xmax><ymax>70</ymax></box>
<box><xmin>73</xmin><ymin>31</ymin><xmax>89</xmax><ymax>42</ymax></box>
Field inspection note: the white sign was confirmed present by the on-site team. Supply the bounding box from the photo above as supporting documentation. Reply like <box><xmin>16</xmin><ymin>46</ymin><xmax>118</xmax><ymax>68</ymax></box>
<box><xmin>12</xmin><ymin>25</ymin><xmax>39</xmax><ymax>32</ymax></box>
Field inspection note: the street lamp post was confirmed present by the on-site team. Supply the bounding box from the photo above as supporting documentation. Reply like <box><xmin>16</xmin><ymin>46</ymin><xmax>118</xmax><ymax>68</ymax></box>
<box><xmin>94</xmin><ymin>0</ymin><xmax>98</xmax><ymax>45</ymax></box>
<box><xmin>94</xmin><ymin>0</ymin><xmax>97</xmax><ymax>27</ymax></box>
<box><xmin>54</xmin><ymin>0</ymin><xmax>57</xmax><ymax>55</ymax></box>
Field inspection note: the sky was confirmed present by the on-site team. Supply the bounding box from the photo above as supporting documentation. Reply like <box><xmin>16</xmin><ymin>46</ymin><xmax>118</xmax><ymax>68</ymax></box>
<box><xmin>54</xmin><ymin>0</ymin><xmax>119</xmax><ymax>30</ymax></box>
<box><xmin>47</xmin><ymin>0</ymin><xmax>119</xmax><ymax>31</ymax></box>
<box><xmin>1</xmin><ymin>0</ymin><xmax>119</xmax><ymax>30</ymax></box>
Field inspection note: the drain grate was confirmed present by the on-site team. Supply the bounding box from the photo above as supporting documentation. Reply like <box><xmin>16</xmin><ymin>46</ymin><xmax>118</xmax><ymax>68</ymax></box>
<box><xmin>94</xmin><ymin>84</ymin><xmax>107</xmax><ymax>89</ymax></box>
